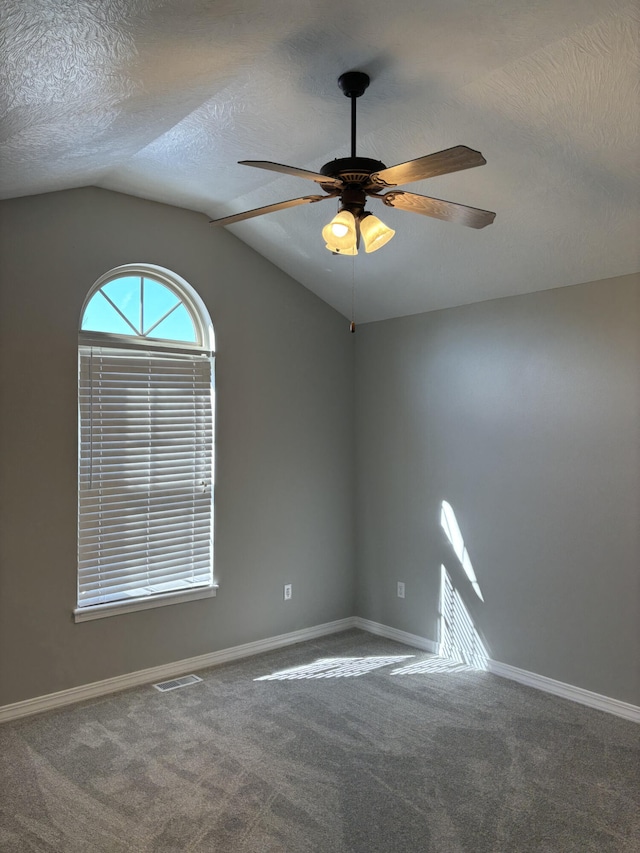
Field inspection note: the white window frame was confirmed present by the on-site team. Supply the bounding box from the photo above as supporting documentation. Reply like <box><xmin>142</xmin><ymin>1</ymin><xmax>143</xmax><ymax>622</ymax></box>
<box><xmin>75</xmin><ymin>264</ymin><xmax>217</xmax><ymax>622</ymax></box>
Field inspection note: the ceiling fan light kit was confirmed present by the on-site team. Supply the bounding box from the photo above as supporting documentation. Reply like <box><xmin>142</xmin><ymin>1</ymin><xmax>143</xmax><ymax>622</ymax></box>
<box><xmin>210</xmin><ymin>70</ymin><xmax>496</xmax><ymax>254</ymax></box>
<box><xmin>322</xmin><ymin>208</ymin><xmax>395</xmax><ymax>255</ymax></box>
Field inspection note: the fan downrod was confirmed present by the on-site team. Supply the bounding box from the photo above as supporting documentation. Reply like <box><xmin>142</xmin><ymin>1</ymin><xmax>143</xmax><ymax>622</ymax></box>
<box><xmin>338</xmin><ymin>71</ymin><xmax>370</xmax><ymax>99</ymax></box>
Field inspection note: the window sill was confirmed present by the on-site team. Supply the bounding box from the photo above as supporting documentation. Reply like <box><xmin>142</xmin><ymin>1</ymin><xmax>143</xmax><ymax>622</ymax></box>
<box><xmin>73</xmin><ymin>585</ymin><xmax>218</xmax><ymax>623</ymax></box>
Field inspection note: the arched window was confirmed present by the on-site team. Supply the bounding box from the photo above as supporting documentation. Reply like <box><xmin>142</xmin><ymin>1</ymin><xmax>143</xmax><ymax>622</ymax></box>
<box><xmin>75</xmin><ymin>265</ymin><xmax>216</xmax><ymax>621</ymax></box>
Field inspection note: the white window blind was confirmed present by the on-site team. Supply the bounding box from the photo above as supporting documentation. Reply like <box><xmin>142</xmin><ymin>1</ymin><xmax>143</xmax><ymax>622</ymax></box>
<box><xmin>77</xmin><ymin>346</ymin><xmax>214</xmax><ymax>610</ymax></box>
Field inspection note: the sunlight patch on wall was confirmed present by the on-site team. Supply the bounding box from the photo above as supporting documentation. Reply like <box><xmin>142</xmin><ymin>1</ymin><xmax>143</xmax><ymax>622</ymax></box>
<box><xmin>440</xmin><ymin>500</ymin><xmax>484</xmax><ymax>601</ymax></box>
<box><xmin>254</xmin><ymin>655</ymin><xmax>414</xmax><ymax>681</ymax></box>
<box><xmin>438</xmin><ymin>565</ymin><xmax>488</xmax><ymax>670</ymax></box>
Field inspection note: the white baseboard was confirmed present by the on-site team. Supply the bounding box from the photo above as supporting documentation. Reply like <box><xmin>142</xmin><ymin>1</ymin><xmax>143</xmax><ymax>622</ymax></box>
<box><xmin>486</xmin><ymin>659</ymin><xmax>640</xmax><ymax>724</ymax></box>
<box><xmin>353</xmin><ymin>618</ymin><xmax>639</xmax><ymax>723</ymax></box>
<box><xmin>0</xmin><ymin>617</ymin><xmax>356</xmax><ymax>724</ymax></box>
<box><xmin>353</xmin><ymin>617</ymin><xmax>439</xmax><ymax>654</ymax></box>
<box><xmin>2</xmin><ymin>616</ymin><xmax>638</xmax><ymax>725</ymax></box>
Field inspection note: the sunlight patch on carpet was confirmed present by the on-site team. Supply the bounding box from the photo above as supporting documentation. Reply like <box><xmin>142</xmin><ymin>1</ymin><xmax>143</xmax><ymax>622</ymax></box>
<box><xmin>254</xmin><ymin>655</ymin><xmax>414</xmax><ymax>681</ymax></box>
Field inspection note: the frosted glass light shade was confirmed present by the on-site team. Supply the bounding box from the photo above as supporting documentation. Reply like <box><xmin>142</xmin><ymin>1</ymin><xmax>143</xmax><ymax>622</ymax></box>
<box><xmin>360</xmin><ymin>213</ymin><xmax>395</xmax><ymax>253</ymax></box>
<box><xmin>325</xmin><ymin>243</ymin><xmax>358</xmax><ymax>255</ymax></box>
<box><xmin>322</xmin><ymin>209</ymin><xmax>358</xmax><ymax>252</ymax></box>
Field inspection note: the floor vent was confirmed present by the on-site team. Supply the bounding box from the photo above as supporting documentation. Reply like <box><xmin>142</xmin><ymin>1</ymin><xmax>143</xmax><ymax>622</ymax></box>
<box><xmin>153</xmin><ymin>674</ymin><xmax>202</xmax><ymax>693</ymax></box>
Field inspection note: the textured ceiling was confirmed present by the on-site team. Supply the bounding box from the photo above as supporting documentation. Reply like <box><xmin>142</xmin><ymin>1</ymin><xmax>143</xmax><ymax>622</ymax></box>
<box><xmin>1</xmin><ymin>0</ymin><xmax>638</xmax><ymax>322</ymax></box>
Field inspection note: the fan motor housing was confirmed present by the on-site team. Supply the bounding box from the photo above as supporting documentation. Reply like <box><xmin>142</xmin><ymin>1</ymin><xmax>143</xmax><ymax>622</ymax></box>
<box><xmin>320</xmin><ymin>157</ymin><xmax>386</xmax><ymax>186</ymax></box>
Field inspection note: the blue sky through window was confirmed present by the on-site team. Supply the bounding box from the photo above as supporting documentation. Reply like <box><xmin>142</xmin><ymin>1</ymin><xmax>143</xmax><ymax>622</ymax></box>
<box><xmin>82</xmin><ymin>276</ymin><xmax>197</xmax><ymax>342</ymax></box>
<box><xmin>101</xmin><ymin>277</ymin><xmax>141</xmax><ymax>328</ymax></box>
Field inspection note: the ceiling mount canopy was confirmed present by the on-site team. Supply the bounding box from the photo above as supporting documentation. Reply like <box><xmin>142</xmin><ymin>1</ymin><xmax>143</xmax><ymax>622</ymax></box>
<box><xmin>337</xmin><ymin>70</ymin><xmax>370</xmax><ymax>99</ymax></box>
<box><xmin>210</xmin><ymin>70</ymin><xmax>496</xmax><ymax>254</ymax></box>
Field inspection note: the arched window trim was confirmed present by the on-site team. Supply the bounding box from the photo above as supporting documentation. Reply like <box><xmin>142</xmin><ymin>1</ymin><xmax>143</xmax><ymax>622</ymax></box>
<box><xmin>75</xmin><ymin>264</ymin><xmax>217</xmax><ymax>623</ymax></box>
<box><xmin>79</xmin><ymin>263</ymin><xmax>215</xmax><ymax>355</ymax></box>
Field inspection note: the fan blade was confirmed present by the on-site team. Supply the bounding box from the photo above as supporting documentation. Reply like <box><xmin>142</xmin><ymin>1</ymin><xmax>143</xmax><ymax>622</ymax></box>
<box><xmin>239</xmin><ymin>160</ymin><xmax>344</xmax><ymax>189</ymax></box>
<box><xmin>209</xmin><ymin>194</ymin><xmax>334</xmax><ymax>227</ymax></box>
<box><xmin>368</xmin><ymin>146</ymin><xmax>487</xmax><ymax>189</ymax></box>
<box><xmin>380</xmin><ymin>190</ymin><xmax>495</xmax><ymax>229</ymax></box>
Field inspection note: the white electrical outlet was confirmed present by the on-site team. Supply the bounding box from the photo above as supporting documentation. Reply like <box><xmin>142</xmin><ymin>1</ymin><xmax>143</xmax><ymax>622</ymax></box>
<box><xmin>284</xmin><ymin>583</ymin><xmax>292</xmax><ymax>601</ymax></box>
<box><xmin>397</xmin><ymin>582</ymin><xmax>405</xmax><ymax>599</ymax></box>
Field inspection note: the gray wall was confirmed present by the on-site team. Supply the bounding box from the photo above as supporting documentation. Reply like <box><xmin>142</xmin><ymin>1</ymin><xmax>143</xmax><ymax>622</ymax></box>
<box><xmin>355</xmin><ymin>274</ymin><xmax>640</xmax><ymax>705</ymax></box>
<box><xmin>1</xmin><ymin>186</ymin><xmax>637</xmax><ymax>709</ymax></box>
<box><xmin>0</xmin><ymin>187</ymin><xmax>355</xmax><ymax>706</ymax></box>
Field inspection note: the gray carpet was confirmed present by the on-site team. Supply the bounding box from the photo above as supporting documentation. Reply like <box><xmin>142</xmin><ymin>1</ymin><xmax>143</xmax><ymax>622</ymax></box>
<box><xmin>1</xmin><ymin>630</ymin><xmax>638</xmax><ymax>852</ymax></box>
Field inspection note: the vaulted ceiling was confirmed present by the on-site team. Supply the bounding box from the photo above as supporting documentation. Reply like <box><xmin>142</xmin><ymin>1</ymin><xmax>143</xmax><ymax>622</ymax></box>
<box><xmin>2</xmin><ymin>0</ymin><xmax>638</xmax><ymax>322</ymax></box>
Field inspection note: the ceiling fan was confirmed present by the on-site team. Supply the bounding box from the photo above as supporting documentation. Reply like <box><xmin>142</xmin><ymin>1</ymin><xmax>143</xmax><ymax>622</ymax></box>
<box><xmin>210</xmin><ymin>71</ymin><xmax>495</xmax><ymax>254</ymax></box>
